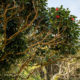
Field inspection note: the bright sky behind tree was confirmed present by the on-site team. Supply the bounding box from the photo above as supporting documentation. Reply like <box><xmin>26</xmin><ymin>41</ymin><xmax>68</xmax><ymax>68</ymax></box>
<box><xmin>47</xmin><ymin>0</ymin><xmax>80</xmax><ymax>20</ymax></box>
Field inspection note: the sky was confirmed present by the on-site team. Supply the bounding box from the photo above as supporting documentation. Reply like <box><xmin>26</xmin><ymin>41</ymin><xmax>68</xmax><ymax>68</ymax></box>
<box><xmin>47</xmin><ymin>0</ymin><xmax>80</xmax><ymax>20</ymax></box>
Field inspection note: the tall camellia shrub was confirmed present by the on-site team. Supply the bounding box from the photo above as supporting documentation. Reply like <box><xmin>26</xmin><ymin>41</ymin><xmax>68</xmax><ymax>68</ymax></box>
<box><xmin>49</xmin><ymin>6</ymin><xmax>79</xmax><ymax>55</ymax></box>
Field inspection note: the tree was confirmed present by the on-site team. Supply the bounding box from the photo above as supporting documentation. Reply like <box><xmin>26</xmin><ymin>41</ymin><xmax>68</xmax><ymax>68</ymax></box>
<box><xmin>0</xmin><ymin>0</ymin><xmax>79</xmax><ymax>80</ymax></box>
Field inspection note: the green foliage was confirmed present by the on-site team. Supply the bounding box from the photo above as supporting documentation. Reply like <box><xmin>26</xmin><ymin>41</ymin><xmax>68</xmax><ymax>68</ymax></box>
<box><xmin>49</xmin><ymin>5</ymin><xmax>79</xmax><ymax>54</ymax></box>
<box><xmin>0</xmin><ymin>0</ymin><xmax>80</xmax><ymax>80</ymax></box>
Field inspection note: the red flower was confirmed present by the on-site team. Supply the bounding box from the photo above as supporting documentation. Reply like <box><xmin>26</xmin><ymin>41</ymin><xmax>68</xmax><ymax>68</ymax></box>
<box><xmin>71</xmin><ymin>18</ymin><xmax>74</xmax><ymax>21</ymax></box>
<box><xmin>56</xmin><ymin>15</ymin><xmax>60</xmax><ymax>19</ymax></box>
<box><xmin>56</xmin><ymin>8</ymin><xmax>59</xmax><ymax>11</ymax></box>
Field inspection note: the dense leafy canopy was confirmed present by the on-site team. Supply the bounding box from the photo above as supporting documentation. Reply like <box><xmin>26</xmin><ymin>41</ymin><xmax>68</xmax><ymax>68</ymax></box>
<box><xmin>0</xmin><ymin>0</ymin><xmax>79</xmax><ymax>80</ymax></box>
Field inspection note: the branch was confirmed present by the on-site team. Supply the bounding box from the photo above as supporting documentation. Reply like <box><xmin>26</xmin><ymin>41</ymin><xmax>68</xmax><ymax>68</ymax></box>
<box><xmin>7</xmin><ymin>0</ymin><xmax>38</xmax><ymax>41</ymax></box>
<box><xmin>15</xmin><ymin>53</ymin><xmax>36</xmax><ymax>80</ymax></box>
